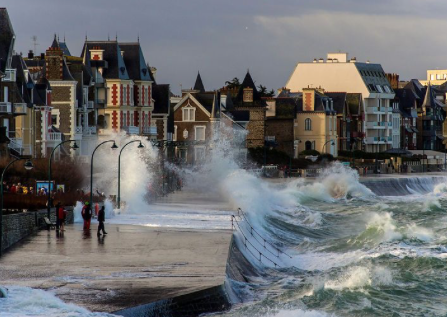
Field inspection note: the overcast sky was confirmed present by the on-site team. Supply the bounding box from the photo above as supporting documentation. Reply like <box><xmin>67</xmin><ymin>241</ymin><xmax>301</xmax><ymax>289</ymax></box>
<box><xmin>3</xmin><ymin>0</ymin><xmax>447</xmax><ymax>94</ymax></box>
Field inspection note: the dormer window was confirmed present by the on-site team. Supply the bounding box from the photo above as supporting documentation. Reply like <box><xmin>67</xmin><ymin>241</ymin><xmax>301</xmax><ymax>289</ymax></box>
<box><xmin>183</xmin><ymin>106</ymin><xmax>195</xmax><ymax>121</ymax></box>
<box><xmin>243</xmin><ymin>88</ymin><xmax>253</xmax><ymax>103</ymax></box>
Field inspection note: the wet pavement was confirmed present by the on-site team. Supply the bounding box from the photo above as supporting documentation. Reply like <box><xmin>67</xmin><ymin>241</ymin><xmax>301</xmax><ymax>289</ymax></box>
<box><xmin>0</xmin><ymin>223</ymin><xmax>232</xmax><ymax>313</ymax></box>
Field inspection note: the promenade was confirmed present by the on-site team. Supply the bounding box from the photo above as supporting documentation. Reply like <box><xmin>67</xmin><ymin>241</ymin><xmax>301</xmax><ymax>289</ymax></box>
<box><xmin>0</xmin><ymin>208</ymin><xmax>233</xmax><ymax>313</ymax></box>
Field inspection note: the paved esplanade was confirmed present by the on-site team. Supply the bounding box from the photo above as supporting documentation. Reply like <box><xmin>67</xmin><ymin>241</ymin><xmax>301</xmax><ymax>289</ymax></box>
<box><xmin>0</xmin><ymin>223</ymin><xmax>232</xmax><ymax>312</ymax></box>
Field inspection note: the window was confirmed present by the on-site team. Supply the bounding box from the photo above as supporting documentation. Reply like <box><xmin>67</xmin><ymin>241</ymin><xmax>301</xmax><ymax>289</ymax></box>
<box><xmin>194</xmin><ymin>146</ymin><xmax>206</xmax><ymax>163</ymax></box>
<box><xmin>123</xmin><ymin>113</ymin><xmax>127</xmax><ymax>127</ymax></box>
<box><xmin>51</xmin><ymin>115</ymin><xmax>58</xmax><ymax>126</ymax></box>
<box><xmin>437</xmin><ymin>74</ymin><xmax>442</xmax><ymax>80</ymax></box>
<box><xmin>130</xmin><ymin>113</ymin><xmax>134</xmax><ymax>126</ymax></box>
<box><xmin>123</xmin><ymin>86</ymin><xmax>127</xmax><ymax>105</ymax></box>
<box><xmin>305</xmin><ymin>118</ymin><xmax>312</xmax><ymax>131</ymax></box>
<box><xmin>183</xmin><ymin>106</ymin><xmax>195</xmax><ymax>121</ymax></box>
<box><xmin>376</xmin><ymin>85</ymin><xmax>383</xmax><ymax>93</ymax></box>
<box><xmin>305</xmin><ymin>141</ymin><xmax>312</xmax><ymax>150</ymax></box>
<box><xmin>130</xmin><ymin>87</ymin><xmax>133</xmax><ymax>105</ymax></box>
<box><xmin>183</xmin><ymin>129</ymin><xmax>189</xmax><ymax>139</ymax></box>
<box><xmin>431</xmin><ymin>74</ymin><xmax>435</xmax><ymax>80</ymax></box>
<box><xmin>173</xmin><ymin>125</ymin><xmax>177</xmax><ymax>141</ymax></box>
<box><xmin>195</xmin><ymin>126</ymin><xmax>206</xmax><ymax>141</ymax></box>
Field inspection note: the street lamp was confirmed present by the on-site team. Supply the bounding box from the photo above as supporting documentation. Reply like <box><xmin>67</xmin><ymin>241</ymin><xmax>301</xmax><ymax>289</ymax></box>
<box><xmin>47</xmin><ymin>140</ymin><xmax>78</xmax><ymax>219</ymax></box>
<box><xmin>90</xmin><ymin>140</ymin><xmax>118</xmax><ymax>207</ymax></box>
<box><xmin>322</xmin><ymin>139</ymin><xmax>335</xmax><ymax>154</ymax></box>
<box><xmin>117</xmin><ymin>140</ymin><xmax>144</xmax><ymax>209</ymax></box>
<box><xmin>0</xmin><ymin>158</ymin><xmax>33</xmax><ymax>256</ymax></box>
<box><xmin>290</xmin><ymin>139</ymin><xmax>301</xmax><ymax>177</ymax></box>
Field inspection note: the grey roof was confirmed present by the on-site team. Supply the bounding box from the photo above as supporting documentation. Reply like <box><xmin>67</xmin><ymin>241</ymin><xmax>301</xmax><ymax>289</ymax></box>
<box><xmin>269</xmin><ymin>97</ymin><xmax>298</xmax><ymax>119</ymax></box>
<box><xmin>50</xmin><ymin>34</ymin><xmax>72</xmax><ymax>56</ymax></box>
<box><xmin>119</xmin><ymin>43</ymin><xmax>153</xmax><ymax>81</ymax></box>
<box><xmin>0</xmin><ymin>8</ymin><xmax>15</xmax><ymax>72</ymax></box>
<box><xmin>355</xmin><ymin>63</ymin><xmax>393</xmax><ymax>94</ymax></box>
<box><xmin>81</xmin><ymin>41</ymin><xmax>129</xmax><ymax>80</ymax></box>
<box><xmin>194</xmin><ymin>92</ymin><xmax>216</xmax><ymax>113</ymax></box>
<box><xmin>11</xmin><ymin>55</ymin><xmax>32</xmax><ymax>104</ymax></box>
<box><xmin>152</xmin><ymin>84</ymin><xmax>170</xmax><ymax>115</ymax></box>
<box><xmin>210</xmin><ymin>91</ymin><xmax>221</xmax><ymax>119</ymax></box>
<box><xmin>325</xmin><ymin>92</ymin><xmax>347</xmax><ymax>115</ymax></box>
<box><xmin>193</xmin><ymin>72</ymin><xmax>205</xmax><ymax>93</ymax></box>
<box><xmin>225</xmin><ymin>110</ymin><xmax>250</xmax><ymax>122</ymax></box>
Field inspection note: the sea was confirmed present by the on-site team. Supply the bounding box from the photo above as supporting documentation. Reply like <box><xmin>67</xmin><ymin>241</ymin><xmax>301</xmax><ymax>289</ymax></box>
<box><xmin>2</xmin><ymin>142</ymin><xmax>447</xmax><ymax>316</ymax></box>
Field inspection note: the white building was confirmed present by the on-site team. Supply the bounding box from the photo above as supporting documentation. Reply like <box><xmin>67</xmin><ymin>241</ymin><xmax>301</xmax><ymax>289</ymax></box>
<box><xmin>285</xmin><ymin>52</ymin><xmax>396</xmax><ymax>152</ymax></box>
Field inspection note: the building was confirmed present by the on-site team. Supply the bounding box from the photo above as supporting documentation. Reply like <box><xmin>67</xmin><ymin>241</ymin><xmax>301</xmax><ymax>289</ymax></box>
<box><xmin>221</xmin><ymin>71</ymin><xmax>266</xmax><ymax>148</ymax></box>
<box><xmin>81</xmin><ymin>39</ymin><xmax>158</xmax><ymax>139</ymax></box>
<box><xmin>285</xmin><ymin>52</ymin><xmax>395</xmax><ymax>152</ymax></box>
<box><xmin>420</xmin><ymin>70</ymin><xmax>447</xmax><ymax>86</ymax></box>
<box><xmin>264</xmin><ymin>93</ymin><xmax>298</xmax><ymax>157</ymax></box>
<box><xmin>171</xmin><ymin>73</ymin><xmax>246</xmax><ymax>164</ymax></box>
<box><xmin>293</xmin><ymin>88</ymin><xmax>338</xmax><ymax>156</ymax></box>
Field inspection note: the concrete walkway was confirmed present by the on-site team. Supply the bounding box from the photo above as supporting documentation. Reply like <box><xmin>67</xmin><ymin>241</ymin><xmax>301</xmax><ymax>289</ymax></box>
<box><xmin>0</xmin><ymin>223</ymin><xmax>232</xmax><ymax>313</ymax></box>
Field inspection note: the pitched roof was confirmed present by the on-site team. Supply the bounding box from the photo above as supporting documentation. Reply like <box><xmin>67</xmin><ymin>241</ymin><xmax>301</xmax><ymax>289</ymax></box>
<box><xmin>0</xmin><ymin>8</ymin><xmax>15</xmax><ymax>72</ymax></box>
<box><xmin>51</xmin><ymin>34</ymin><xmax>71</xmax><ymax>56</ymax></box>
<box><xmin>152</xmin><ymin>84</ymin><xmax>170</xmax><ymax>114</ymax></box>
<box><xmin>325</xmin><ymin>92</ymin><xmax>347</xmax><ymax>115</ymax></box>
<box><xmin>119</xmin><ymin>43</ymin><xmax>153</xmax><ymax>81</ymax></box>
<box><xmin>236</xmin><ymin>71</ymin><xmax>261</xmax><ymax>101</ymax></box>
<box><xmin>194</xmin><ymin>92</ymin><xmax>216</xmax><ymax>113</ymax></box>
<box><xmin>346</xmin><ymin>93</ymin><xmax>362</xmax><ymax>116</ymax></box>
<box><xmin>11</xmin><ymin>55</ymin><xmax>32</xmax><ymax>104</ymax></box>
<box><xmin>81</xmin><ymin>41</ymin><xmax>129</xmax><ymax>80</ymax></box>
<box><xmin>210</xmin><ymin>91</ymin><xmax>221</xmax><ymax>119</ymax></box>
<box><xmin>271</xmin><ymin>98</ymin><xmax>298</xmax><ymax>119</ymax></box>
<box><xmin>193</xmin><ymin>72</ymin><xmax>205</xmax><ymax>93</ymax></box>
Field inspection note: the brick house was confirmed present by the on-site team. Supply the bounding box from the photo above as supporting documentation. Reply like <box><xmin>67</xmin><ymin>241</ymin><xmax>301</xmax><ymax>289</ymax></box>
<box><xmin>81</xmin><ymin>40</ymin><xmax>159</xmax><ymax>139</ymax></box>
<box><xmin>171</xmin><ymin>73</ymin><xmax>246</xmax><ymax>164</ymax></box>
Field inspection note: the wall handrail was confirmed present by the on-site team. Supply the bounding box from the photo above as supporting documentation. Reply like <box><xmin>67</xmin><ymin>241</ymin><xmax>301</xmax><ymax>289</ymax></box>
<box><xmin>236</xmin><ymin>208</ymin><xmax>293</xmax><ymax>259</ymax></box>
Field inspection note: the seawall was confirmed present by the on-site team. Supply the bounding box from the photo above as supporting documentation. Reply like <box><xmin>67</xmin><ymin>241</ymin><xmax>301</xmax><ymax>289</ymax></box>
<box><xmin>1</xmin><ymin>208</ymin><xmax>74</xmax><ymax>252</ymax></box>
<box><xmin>360</xmin><ymin>175</ymin><xmax>447</xmax><ymax>196</ymax></box>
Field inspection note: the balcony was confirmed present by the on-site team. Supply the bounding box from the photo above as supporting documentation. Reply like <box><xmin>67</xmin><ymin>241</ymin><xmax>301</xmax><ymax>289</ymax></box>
<box><xmin>84</xmin><ymin>126</ymin><xmax>97</xmax><ymax>135</ymax></box>
<box><xmin>75</xmin><ymin>126</ymin><xmax>83</xmax><ymax>135</ymax></box>
<box><xmin>2</xmin><ymin>69</ymin><xmax>16</xmax><ymax>82</ymax></box>
<box><xmin>122</xmin><ymin>126</ymin><xmax>139</xmax><ymax>135</ymax></box>
<box><xmin>351</xmin><ymin>131</ymin><xmax>365</xmax><ymax>138</ymax></box>
<box><xmin>366</xmin><ymin>136</ymin><xmax>392</xmax><ymax>143</ymax></box>
<box><xmin>142</xmin><ymin>126</ymin><xmax>157</xmax><ymax>136</ymax></box>
<box><xmin>96</xmin><ymin>99</ymin><xmax>106</xmax><ymax>104</ymax></box>
<box><xmin>0</xmin><ymin>102</ymin><xmax>12</xmax><ymax>113</ymax></box>
<box><xmin>87</xmin><ymin>101</ymin><xmax>94</xmax><ymax>109</ymax></box>
<box><xmin>13</xmin><ymin>103</ymin><xmax>27</xmax><ymax>115</ymax></box>
<box><xmin>48</xmin><ymin>132</ymin><xmax>62</xmax><ymax>141</ymax></box>
<box><xmin>8</xmin><ymin>138</ymin><xmax>32</xmax><ymax>156</ymax></box>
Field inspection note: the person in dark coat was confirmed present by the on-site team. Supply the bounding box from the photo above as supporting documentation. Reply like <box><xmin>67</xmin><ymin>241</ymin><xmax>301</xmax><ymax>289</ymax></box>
<box><xmin>82</xmin><ymin>202</ymin><xmax>92</xmax><ymax>230</ymax></box>
<box><xmin>97</xmin><ymin>206</ymin><xmax>107</xmax><ymax>236</ymax></box>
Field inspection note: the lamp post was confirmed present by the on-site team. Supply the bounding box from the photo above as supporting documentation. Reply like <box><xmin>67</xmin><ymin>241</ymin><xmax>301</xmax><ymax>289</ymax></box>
<box><xmin>0</xmin><ymin>158</ymin><xmax>33</xmax><ymax>256</ymax></box>
<box><xmin>47</xmin><ymin>140</ymin><xmax>78</xmax><ymax>219</ymax></box>
<box><xmin>90</xmin><ymin>140</ymin><xmax>118</xmax><ymax>207</ymax></box>
<box><xmin>322</xmin><ymin>139</ymin><xmax>335</xmax><ymax>154</ymax></box>
<box><xmin>117</xmin><ymin>140</ymin><xmax>144</xmax><ymax>209</ymax></box>
<box><xmin>290</xmin><ymin>139</ymin><xmax>301</xmax><ymax>177</ymax></box>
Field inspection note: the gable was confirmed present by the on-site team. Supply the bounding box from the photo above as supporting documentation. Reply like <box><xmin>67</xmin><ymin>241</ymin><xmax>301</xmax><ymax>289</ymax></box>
<box><xmin>173</xmin><ymin>96</ymin><xmax>210</xmax><ymax>122</ymax></box>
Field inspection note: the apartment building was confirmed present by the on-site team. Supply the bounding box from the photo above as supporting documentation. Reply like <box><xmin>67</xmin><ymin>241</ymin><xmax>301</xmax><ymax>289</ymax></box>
<box><xmin>285</xmin><ymin>52</ymin><xmax>396</xmax><ymax>152</ymax></box>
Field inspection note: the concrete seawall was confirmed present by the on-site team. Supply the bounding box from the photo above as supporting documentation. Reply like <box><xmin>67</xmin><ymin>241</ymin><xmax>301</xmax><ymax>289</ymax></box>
<box><xmin>1</xmin><ymin>209</ymin><xmax>74</xmax><ymax>252</ymax></box>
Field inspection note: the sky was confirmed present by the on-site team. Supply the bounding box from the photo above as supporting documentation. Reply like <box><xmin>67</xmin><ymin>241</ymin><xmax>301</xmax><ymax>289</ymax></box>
<box><xmin>3</xmin><ymin>0</ymin><xmax>447</xmax><ymax>94</ymax></box>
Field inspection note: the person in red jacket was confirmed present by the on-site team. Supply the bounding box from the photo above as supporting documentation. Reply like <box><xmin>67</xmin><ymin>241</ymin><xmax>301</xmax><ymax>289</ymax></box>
<box><xmin>56</xmin><ymin>202</ymin><xmax>67</xmax><ymax>231</ymax></box>
<box><xmin>81</xmin><ymin>202</ymin><xmax>92</xmax><ymax>230</ymax></box>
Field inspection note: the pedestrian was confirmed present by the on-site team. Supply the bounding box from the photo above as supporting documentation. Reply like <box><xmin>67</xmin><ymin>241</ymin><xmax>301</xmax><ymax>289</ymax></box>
<box><xmin>56</xmin><ymin>202</ymin><xmax>67</xmax><ymax>231</ymax></box>
<box><xmin>81</xmin><ymin>201</ymin><xmax>92</xmax><ymax>230</ymax></box>
<box><xmin>97</xmin><ymin>206</ymin><xmax>107</xmax><ymax>236</ymax></box>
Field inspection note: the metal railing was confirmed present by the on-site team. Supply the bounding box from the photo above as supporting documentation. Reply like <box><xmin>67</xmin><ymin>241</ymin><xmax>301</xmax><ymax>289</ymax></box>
<box><xmin>13</xmin><ymin>103</ymin><xmax>27</xmax><ymax>114</ymax></box>
<box><xmin>48</xmin><ymin>132</ymin><xmax>62</xmax><ymax>141</ymax></box>
<box><xmin>231</xmin><ymin>208</ymin><xmax>293</xmax><ymax>268</ymax></box>
<box><xmin>0</xmin><ymin>102</ymin><xmax>12</xmax><ymax>113</ymax></box>
<box><xmin>142</xmin><ymin>126</ymin><xmax>157</xmax><ymax>135</ymax></box>
<box><xmin>75</xmin><ymin>126</ymin><xmax>83</xmax><ymax>134</ymax></box>
<box><xmin>87</xmin><ymin>101</ymin><xmax>94</xmax><ymax>109</ymax></box>
<box><xmin>122</xmin><ymin>126</ymin><xmax>139</xmax><ymax>134</ymax></box>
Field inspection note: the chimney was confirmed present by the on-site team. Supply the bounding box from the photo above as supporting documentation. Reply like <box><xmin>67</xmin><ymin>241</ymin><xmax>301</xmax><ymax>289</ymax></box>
<box><xmin>313</xmin><ymin>58</ymin><xmax>317</xmax><ymax>63</ymax></box>
<box><xmin>150</xmin><ymin>66</ymin><xmax>157</xmax><ymax>80</ymax></box>
<box><xmin>318</xmin><ymin>58</ymin><xmax>324</xmax><ymax>63</ymax></box>
<box><xmin>45</xmin><ymin>46</ymin><xmax>63</xmax><ymax>80</ymax></box>
<box><xmin>28</xmin><ymin>50</ymin><xmax>34</xmax><ymax>59</ymax></box>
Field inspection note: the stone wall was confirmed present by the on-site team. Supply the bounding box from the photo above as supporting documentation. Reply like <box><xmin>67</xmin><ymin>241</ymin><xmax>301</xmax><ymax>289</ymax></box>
<box><xmin>1</xmin><ymin>208</ymin><xmax>74</xmax><ymax>253</ymax></box>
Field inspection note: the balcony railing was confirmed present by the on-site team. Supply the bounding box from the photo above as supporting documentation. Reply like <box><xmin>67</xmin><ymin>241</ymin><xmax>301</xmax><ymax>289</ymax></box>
<box><xmin>87</xmin><ymin>101</ymin><xmax>94</xmax><ymax>109</ymax></box>
<box><xmin>84</xmin><ymin>126</ymin><xmax>97</xmax><ymax>135</ymax></box>
<box><xmin>96</xmin><ymin>99</ymin><xmax>106</xmax><ymax>104</ymax></box>
<box><xmin>366</xmin><ymin>136</ymin><xmax>392</xmax><ymax>143</ymax></box>
<box><xmin>75</xmin><ymin>126</ymin><xmax>83</xmax><ymax>134</ymax></box>
<box><xmin>2</xmin><ymin>69</ymin><xmax>16</xmax><ymax>82</ymax></box>
<box><xmin>48</xmin><ymin>132</ymin><xmax>62</xmax><ymax>141</ymax></box>
<box><xmin>0</xmin><ymin>102</ymin><xmax>12</xmax><ymax>113</ymax></box>
<box><xmin>142</xmin><ymin>126</ymin><xmax>157</xmax><ymax>135</ymax></box>
<box><xmin>8</xmin><ymin>138</ymin><xmax>32</xmax><ymax>156</ymax></box>
<box><xmin>13</xmin><ymin>103</ymin><xmax>27</xmax><ymax>114</ymax></box>
<box><xmin>122</xmin><ymin>126</ymin><xmax>139</xmax><ymax>135</ymax></box>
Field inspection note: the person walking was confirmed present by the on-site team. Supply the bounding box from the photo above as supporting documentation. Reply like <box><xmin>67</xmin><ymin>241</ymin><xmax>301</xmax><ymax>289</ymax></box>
<box><xmin>81</xmin><ymin>202</ymin><xmax>92</xmax><ymax>230</ymax></box>
<box><xmin>57</xmin><ymin>202</ymin><xmax>67</xmax><ymax>231</ymax></box>
<box><xmin>97</xmin><ymin>205</ymin><xmax>107</xmax><ymax>236</ymax></box>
